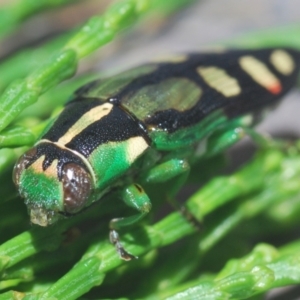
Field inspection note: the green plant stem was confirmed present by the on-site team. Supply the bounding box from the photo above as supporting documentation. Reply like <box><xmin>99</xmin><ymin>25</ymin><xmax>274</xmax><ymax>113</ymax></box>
<box><xmin>0</xmin><ymin>32</ymin><xmax>72</xmax><ymax>92</ymax></box>
<box><xmin>0</xmin><ymin>126</ymin><xmax>36</xmax><ymax>147</ymax></box>
<box><xmin>186</xmin><ymin>149</ymin><xmax>283</xmax><ymax>219</ymax></box>
<box><xmin>0</xmin><ymin>0</ymin><xmax>153</xmax><ymax>132</ymax></box>
<box><xmin>227</xmin><ymin>24</ymin><xmax>300</xmax><ymax>49</ymax></box>
<box><xmin>0</xmin><ymin>225</ymin><xmax>105</xmax><ymax>289</ymax></box>
<box><xmin>38</xmin><ymin>213</ymin><xmax>194</xmax><ymax>300</ymax></box>
<box><xmin>0</xmin><ymin>290</ymin><xmax>25</xmax><ymax>300</ymax></box>
<box><xmin>149</xmin><ymin>0</ymin><xmax>198</xmax><ymax>15</ymax></box>
<box><xmin>165</xmin><ymin>241</ymin><xmax>300</xmax><ymax>300</ymax></box>
<box><xmin>137</xmin><ymin>149</ymin><xmax>300</xmax><ymax>299</ymax></box>
<box><xmin>0</xmin><ymin>0</ymin><xmax>77</xmax><ymax>38</ymax></box>
<box><xmin>0</xmin><ymin>192</ymin><xmax>128</xmax><ymax>272</ymax></box>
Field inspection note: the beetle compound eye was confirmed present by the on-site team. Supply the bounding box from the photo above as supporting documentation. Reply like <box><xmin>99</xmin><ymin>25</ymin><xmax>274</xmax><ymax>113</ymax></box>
<box><xmin>13</xmin><ymin>147</ymin><xmax>37</xmax><ymax>187</ymax></box>
<box><xmin>61</xmin><ymin>163</ymin><xmax>92</xmax><ymax>214</ymax></box>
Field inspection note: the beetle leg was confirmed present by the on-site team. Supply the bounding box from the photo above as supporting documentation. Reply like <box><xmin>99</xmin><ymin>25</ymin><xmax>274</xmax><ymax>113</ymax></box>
<box><xmin>142</xmin><ymin>158</ymin><xmax>201</xmax><ymax>228</ymax></box>
<box><xmin>204</xmin><ymin>125</ymin><xmax>271</xmax><ymax>158</ymax></box>
<box><xmin>109</xmin><ymin>229</ymin><xmax>137</xmax><ymax>261</ymax></box>
<box><xmin>109</xmin><ymin>183</ymin><xmax>152</xmax><ymax>260</ymax></box>
<box><xmin>143</xmin><ymin>158</ymin><xmax>190</xmax><ymax>185</ymax></box>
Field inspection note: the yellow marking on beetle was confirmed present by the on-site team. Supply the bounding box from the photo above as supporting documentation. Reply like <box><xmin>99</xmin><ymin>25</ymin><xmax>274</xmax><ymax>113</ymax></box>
<box><xmin>270</xmin><ymin>50</ymin><xmax>295</xmax><ymax>75</ymax></box>
<box><xmin>29</xmin><ymin>156</ymin><xmax>45</xmax><ymax>174</ymax></box>
<box><xmin>44</xmin><ymin>159</ymin><xmax>59</xmax><ymax>177</ymax></box>
<box><xmin>58</xmin><ymin>103</ymin><xmax>113</xmax><ymax>145</ymax></box>
<box><xmin>37</xmin><ymin>140</ymin><xmax>97</xmax><ymax>184</ymax></box>
<box><xmin>125</xmin><ymin>136</ymin><xmax>149</xmax><ymax>164</ymax></box>
<box><xmin>30</xmin><ymin>156</ymin><xmax>58</xmax><ymax>178</ymax></box>
<box><xmin>241</xmin><ymin>114</ymin><xmax>253</xmax><ymax>127</ymax></box>
<box><xmin>239</xmin><ymin>56</ymin><xmax>282</xmax><ymax>94</ymax></box>
<box><xmin>152</xmin><ymin>54</ymin><xmax>188</xmax><ymax>63</ymax></box>
<box><xmin>197</xmin><ymin>66</ymin><xmax>241</xmax><ymax>97</ymax></box>
<box><xmin>198</xmin><ymin>46</ymin><xmax>226</xmax><ymax>53</ymax></box>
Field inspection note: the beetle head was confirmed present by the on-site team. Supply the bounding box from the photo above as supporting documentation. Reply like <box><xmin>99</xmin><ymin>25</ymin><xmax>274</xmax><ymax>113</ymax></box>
<box><xmin>13</xmin><ymin>143</ymin><xmax>93</xmax><ymax>226</ymax></box>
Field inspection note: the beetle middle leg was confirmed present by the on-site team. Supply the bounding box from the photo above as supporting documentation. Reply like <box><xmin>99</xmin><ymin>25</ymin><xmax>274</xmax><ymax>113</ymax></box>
<box><xmin>142</xmin><ymin>158</ymin><xmax>202</xmax><ymax>229</ymax></box>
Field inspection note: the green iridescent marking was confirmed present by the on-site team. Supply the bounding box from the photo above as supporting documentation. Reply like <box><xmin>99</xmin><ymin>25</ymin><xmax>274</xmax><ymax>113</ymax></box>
<box><xmin>20</xmin><ymin>168</ymin><xmax>63</xmax><ymax>211</ymax></box>
<box><xmin>122</xmin><ymin>77</ymin><xmax>202</xmax><ymax>121</ymax></box>
<box><xmin>88</xmin><ymin>141</ymin><xmax>136</xmax><ymax>191</ymax></box>
<box><xmin>149</xmin><ymin>110</ymin><xmax>227</xmax><ymax>150</ymax></box>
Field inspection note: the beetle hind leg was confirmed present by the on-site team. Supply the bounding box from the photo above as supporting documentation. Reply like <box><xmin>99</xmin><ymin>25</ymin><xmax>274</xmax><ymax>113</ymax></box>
<box><xmin>203</xmin><ymin>117</ymin><xmax>273</xmax><ymax>159</ymax></box>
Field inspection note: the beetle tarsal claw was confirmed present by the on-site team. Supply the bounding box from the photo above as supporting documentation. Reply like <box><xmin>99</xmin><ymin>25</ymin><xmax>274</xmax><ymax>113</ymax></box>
<box><xmin>29</xmin><ymin>206</ymin><xmax>58</xmax><ymax>227</ymax></box>
<box><xmin>109</xmin><ymin>229</ymin><xmax>137</xmax><ymax>261</ymax></box>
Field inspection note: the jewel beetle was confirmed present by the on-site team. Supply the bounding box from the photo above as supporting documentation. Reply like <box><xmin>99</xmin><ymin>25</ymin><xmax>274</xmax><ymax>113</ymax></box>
<box><xmin>13</xmin><ymin>48</ymin><xmax>300</xmax><ymax>260</ymax></box>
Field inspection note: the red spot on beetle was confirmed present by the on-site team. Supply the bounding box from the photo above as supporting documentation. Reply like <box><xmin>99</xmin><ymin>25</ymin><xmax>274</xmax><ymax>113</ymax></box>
<box><xmin>268</xmin><ymin>83</ymin><xmax>282</xmax><ymax>94</ymax></box>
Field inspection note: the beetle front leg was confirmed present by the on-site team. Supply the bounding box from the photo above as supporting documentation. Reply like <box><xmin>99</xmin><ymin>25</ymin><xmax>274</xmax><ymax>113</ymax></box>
<box><xmin>110</xmin><ymin>183</ymin><xmax>152</xmax><ymax>261</ymax></box>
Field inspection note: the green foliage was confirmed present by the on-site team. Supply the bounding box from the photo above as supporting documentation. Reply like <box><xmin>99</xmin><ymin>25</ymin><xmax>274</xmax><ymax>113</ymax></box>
<box><xmin>0</xmin><ymin>1</ymin><xmax>300</xmax><ymax>299</ymax></box>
